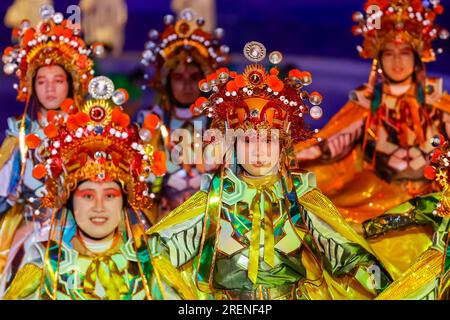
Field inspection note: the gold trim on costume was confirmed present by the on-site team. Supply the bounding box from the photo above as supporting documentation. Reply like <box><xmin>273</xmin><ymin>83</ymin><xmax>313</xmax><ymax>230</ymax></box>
<box><xmin>376</xmin><ymin>249</ymin><xmax>443</xmax><ymax>300</ymax></box>
<box><xmin>3</xmin><ymin>263</ymin><xmax>41</xmax><ymax>300</ymax></box>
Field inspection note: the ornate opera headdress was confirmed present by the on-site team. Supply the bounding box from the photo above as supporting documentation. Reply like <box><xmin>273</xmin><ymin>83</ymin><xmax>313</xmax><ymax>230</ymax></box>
<box><xmin>186</xmin><ymin>45</ymin><xmax>323</xmax><ymax>290</ymax></box>
<box><xmin>423</xmin><ymin>134</ymin><xmax>450</xmax><ymax>217</ymax></box>
<box><xmin>140</xmin><ymin>9</ymin><xmax>229</xmax><ymax>97</ymax></box>
<box><xmin>1</xmin><ymin>4</ymin><xmax>104</xmax><ymax>106</ymax></box>
<box><xmin>352</xmin><ymin>0</ymin><xmax>449</xmax><ymax>63</ymax></box>
<box><xmin>25</xmin><ymin>76</ymin><xmax>166</xmax><ymax>210</ymax></box>
<box><xmin>24</xmin><ymin>78</ymin><xmax>176</xmax><ymax>301</ymax></box>
<box><xmin>190</xmin><ymin>41</ymin><xmax>323</xmax><ymax>145</ymax></box>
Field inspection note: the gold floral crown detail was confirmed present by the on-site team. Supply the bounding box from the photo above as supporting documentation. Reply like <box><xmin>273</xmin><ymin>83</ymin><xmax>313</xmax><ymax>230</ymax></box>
<box><xmin>424</xmin><ymin>134</ymin><xmax>450</xmax><ymax>217</ymax></box>
<box><xmin>25</xmin><ymin>76</ymin><xmax>166</xmax><ymax>209</ymax></box>
<box><xmin>352</xmin><ymin>0</ymin><xmax>448</xmax><ymax>62</ymax></box>
<box><xmin>1</xmin><ymin>4</ymin><xmax>104</xmax><ymax>104</ymax></box>
<box><xmin>140</xmin><ymin>9</ymin><xmax>229</xmax><ymax>90</ymax></box>
<box><xmin>190</xmin><ymin>42</ymin><xmax>323</xmax><ymax>143</ymax></box>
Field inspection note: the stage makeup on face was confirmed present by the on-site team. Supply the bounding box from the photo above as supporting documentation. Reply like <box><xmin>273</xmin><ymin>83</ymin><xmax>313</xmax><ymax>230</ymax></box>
<box><xmin>73</xmin><ymin>180</ymin><xmax>123</xmax><ymax>242</ymax></box>
<box><xmin>381</xmin><ymin>42</ymin><xmax>415</xmax><ymax>84</ymax></box>
<box><xmin>34</xmin><ymin>65</ymin><xmax>70</xmax><ymax>111</ymax></box>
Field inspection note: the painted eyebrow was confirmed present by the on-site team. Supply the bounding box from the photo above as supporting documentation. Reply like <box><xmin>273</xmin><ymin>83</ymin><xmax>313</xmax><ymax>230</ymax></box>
<box><xmin>76</xmin><ymin>187</ymin><xmax>120</xmax><ymax>191</ymax></box>
<box><xmin>103</xmin><ymin>187</ymin><xmax>121</xmax><ymax>192</ymax></box>
<box><xmin>36</xmin><ymin>75</ymin><xmax>66</xmax><ymax>80</ymax></box>
<box><xmin>75</xmin><ymin>188</ymin><xmax>95</xmax><ymax>193</ymax></box>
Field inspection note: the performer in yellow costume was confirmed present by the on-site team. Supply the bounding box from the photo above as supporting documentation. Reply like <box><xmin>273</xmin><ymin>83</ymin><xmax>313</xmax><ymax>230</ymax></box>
<box><xmin>0</xmin><ymin>4</ymin><xmax>103</xmax><ymax>279</ymax></box>
<box><xmin>147</xmin><ymin>42</ymin><xmax>395</xmax><ymax>300</ymax></box>
<box><xmin>295</xmin><ymin>0</ymin><xmax>450</xmax><ymax>278</ymax></box>
<box><xmin>2</xmin><ymin>76</ymin><xmax>196</xmax><ymax>300</ymax></box>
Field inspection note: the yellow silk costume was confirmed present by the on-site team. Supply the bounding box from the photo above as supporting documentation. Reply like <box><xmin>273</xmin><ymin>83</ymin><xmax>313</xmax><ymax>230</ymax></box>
<box><xmin>295</xmin><ymin>82</ymin><xmax>450</xmax><ymax>279</ymax></box>
<box><xmin>0</xmin><ymin>3</ymin><xmax>100</xmax><ymax>278</ymax></box>
<box><xmin>0</xmin><ymin>135</ymin><xmax>21</xmax><ymax>271</ymax></box>
<box><xmin>2</xmin><ymin>234</ymin><xmax>199</xmax><ymax>300</ymax></box>
<box><xmin>148</xmin><ymin>168</ymin><xmax>398</xmax><ymax>300</ymax></box>
<box><xmin>293</xmin><ymin>0</ymin><xmax>450</xmax><ymax>281</ymax></box>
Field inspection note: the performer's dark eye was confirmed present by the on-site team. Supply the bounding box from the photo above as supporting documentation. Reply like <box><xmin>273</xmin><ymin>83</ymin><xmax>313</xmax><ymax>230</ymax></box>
<box><xmin>84</xmin><ymin>194</ymin><xmax>94</xmax><ymax>200</ymax></box>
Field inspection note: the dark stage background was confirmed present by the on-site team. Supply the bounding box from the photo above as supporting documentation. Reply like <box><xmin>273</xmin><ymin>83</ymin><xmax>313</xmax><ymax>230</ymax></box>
<box><xmin>0</xmin><ymin>0</ymin><xmax>449</xmax><ymax>140</ymax></box>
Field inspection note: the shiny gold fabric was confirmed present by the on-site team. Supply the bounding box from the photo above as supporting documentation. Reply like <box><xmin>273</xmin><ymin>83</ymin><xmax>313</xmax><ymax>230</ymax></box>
<box><xmin>298</xmin><ymin>187</ymin><xmax>430</xmax><ymax>282</ymax></box>
<box><xmin>376</xmin><ymin>248</ymin><xmax>444</xmax><ymax>300</ymax></box>
<box><xmin>149</xmin><ymin>176</ymin><xmax>386</xmax><ymax>300</ymax></box>
<box><xmin>3</xmin><ymin>263</ymin><xmax>41</xmax><ymax>300</ymax></box>
<box><xmin>0</xmin><ymin>136</ymin><xmax>18</xmax><ymax>170</ymax></box>
<box><xmin>152</xmin><ymin>256</ymin><xmax>199</xmax><ymax>300</ymax></box>
<box><xmin>0</xmin><ymin>204</ymin><xmax>24</xmax><ymax>274</ymax></box>
<box><xmin>72</xmin><ymin>232</ymin><xmax>130</xmax><ymax>300</ymax></box>
<box><xmin>323</xmin><ymin>168</ymin><xmax>416</xmax><ymax>223</ymax></box>
<box><xmin>0</xmin><ymin>136</ymin><xmax>22</xmax><ymax>273</ymax></box>
<box><xmin>295</xmin><ymin>101</ymin><xmax>369</xmax><ymax>153</ymax></box>
<box><xmin>434</xmin><ymin>92</ymin><xmax>450</xmax><ymax>113</ymax></box>
<box><xmin>4</xmin><ymin>235</ymin><xmax>200</xmax><ymax>300</ymax></box>
<box><xmin>83</xmin><ymin>255</ymin><xmax>129</xmax><ymax>300</ymax></box>
<box><xmin>295</xmin><ymin>95</ymin><xmax>441</xmax><ymax>279</ymax></box>
<box><xmin>368</xmin><ymin>226</ymin><xmax>433</xmax><ymax>280</ymax></box>
<box><xmin>241</xmin><ymin>174</ymin><xmax>278</xmax><ymax>284</ymax></box>
<box><xmin>248</xmin><ymin>194</ymin><xmax>262</xmax><ymax>284</ymax></box>
<box><xmin>298</xmin><ymin>188</ymin><xmax>389</xmax><ymax>262</ymax></box>
<box><xmin>263</xmin><ymin>208</ymin><xmax>275</xmax><ymax>267</ymax></box>
<box><xmin>149</xmin><ymin>191</ymin><xmax>208</xmax><ymax>234</ymax></box>
<box><xmin>301</xmin><ymin>156</ymin><xmax>433</xmax><ymax>279</ymax></box>
<box><xmin>298</xmin><ymin>232</ymin><xmax>375</xmax><ymax>300</ymax></box>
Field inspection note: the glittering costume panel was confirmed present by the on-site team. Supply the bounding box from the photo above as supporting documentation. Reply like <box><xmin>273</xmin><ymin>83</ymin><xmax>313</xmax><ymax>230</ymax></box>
<box><xmin>296</xmin><ymin>80</ymin><xmax>450</xmax><ymax>278</ymax></box>
<box><xmin>297</xmin><ymin>80</ymin><xmax>450</xmax><ymax>223</ymax></box>
<box><xmin>361</xmin><ymin>193</ymin><xmax>450</xmax><ymax>300</ymax></box>
<box><xmin>0</xmin><ymin>116</ymin><xmax>49</xmax><ymax>278</ymax></box>
<box><xmin>0</xmin><ymin>5</ymin><xmax>99</xmax><ymax>280</ymax></box>
<box><xmin>3</xmin><ymin>231</ymin><xmax>198</xmax><ymax>300</ymax></box>
<box><xmin>148</xmin><ymin>168</ymin><xmax>392</xmax><ymax>300</ymax></box>
<box><xmin>376</xmin><ymin>248</ymin><xmax>443</xmax><ymax>300</ymax></box>
<box><xmin>374</xmin><ymin>217</ymin><xmax>450</xmax><ymax>299</ymax></box>
<box><xmin>363</xmin><ymin>193</ymin><xmax>442</xmax><ymax>240</ymax></box>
